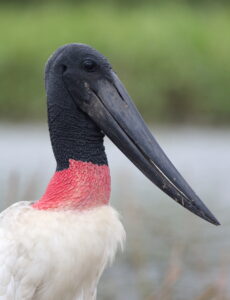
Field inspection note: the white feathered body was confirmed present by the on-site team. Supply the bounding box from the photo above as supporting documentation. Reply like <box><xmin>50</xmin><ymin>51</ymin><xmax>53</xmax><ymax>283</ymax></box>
<box><xmin>0</xmin><ymin>202</ymin><xmax>125</xmax><ymax>300</ymax></box>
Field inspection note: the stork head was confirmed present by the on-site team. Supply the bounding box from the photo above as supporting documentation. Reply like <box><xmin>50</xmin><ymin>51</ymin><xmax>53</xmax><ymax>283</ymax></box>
<box><xmin>45</xmin><ymin>43</ymin><xmax>219</xmax><ymax>225</ymax></box>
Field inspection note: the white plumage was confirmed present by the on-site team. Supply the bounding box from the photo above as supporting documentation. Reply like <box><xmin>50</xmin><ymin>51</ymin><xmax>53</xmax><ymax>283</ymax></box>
<box><xmin>0</xmin><ymin>202</ymin><xmax>125</xmax><ymax>299</ymax></box>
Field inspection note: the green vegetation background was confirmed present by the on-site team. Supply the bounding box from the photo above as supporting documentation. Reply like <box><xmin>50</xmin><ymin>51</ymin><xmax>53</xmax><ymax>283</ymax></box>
<box><xmin>0</xmin><ymin>1</ymin><xmax>229</xmax><ymax>124</ymax></box>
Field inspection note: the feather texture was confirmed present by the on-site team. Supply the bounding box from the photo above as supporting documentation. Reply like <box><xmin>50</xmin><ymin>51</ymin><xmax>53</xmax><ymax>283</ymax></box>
<box><xmin>0</xmin><ymin>202</ymin><xmax>125</xmax><ymax>300</ymax></box>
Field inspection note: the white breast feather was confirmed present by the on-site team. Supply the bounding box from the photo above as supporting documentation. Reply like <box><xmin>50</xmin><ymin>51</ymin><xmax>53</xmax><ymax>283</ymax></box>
<box><xmin>0</xmin><ymin>202</ymin><xmax>125</xmax><ymax>300</ymax></box>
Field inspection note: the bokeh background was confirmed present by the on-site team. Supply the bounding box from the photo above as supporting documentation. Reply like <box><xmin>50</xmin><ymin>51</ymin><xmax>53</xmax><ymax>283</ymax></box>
<box><xmin>0</xmin><ymin>0</ymin><xmax>230</xmax><ymax>299</ymax></box>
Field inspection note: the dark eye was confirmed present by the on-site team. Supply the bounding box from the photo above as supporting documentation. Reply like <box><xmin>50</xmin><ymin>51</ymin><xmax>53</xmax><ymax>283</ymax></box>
<box><xmin>82</xmin><ymin>59</ymin><xmax>97</xmax><ymax>72</ymax></box>
<box><xmin>61</xmin><ymin>65</ymin><xmax>67</xmax><ymax>73</ymax></box>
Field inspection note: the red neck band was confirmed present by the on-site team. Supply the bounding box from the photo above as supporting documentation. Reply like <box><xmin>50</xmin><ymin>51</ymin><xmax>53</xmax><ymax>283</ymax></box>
<box><xmin>33</xmin><ymin>160</ymin><xmax>111</xmax><ymax>210</ymax></box>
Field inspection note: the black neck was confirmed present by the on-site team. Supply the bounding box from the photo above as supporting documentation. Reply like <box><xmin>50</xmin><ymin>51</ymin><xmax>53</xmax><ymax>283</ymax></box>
<box><xmin>47</xmin><ymin>84</ymin><xmax>107</xmax><ymax>171</ymax></box>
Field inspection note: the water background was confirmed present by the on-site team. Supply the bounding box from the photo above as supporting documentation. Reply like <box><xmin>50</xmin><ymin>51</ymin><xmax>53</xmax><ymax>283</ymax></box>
<box><xmin>0</xmin><ymin>123</ymin><xmax>230</xmax><ymax>299</ymax></box>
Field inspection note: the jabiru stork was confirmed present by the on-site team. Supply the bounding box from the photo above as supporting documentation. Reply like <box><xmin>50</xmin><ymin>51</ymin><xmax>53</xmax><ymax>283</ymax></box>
<box><xmin>0</xmin><ymin>44</ymin><xmax>219</xmax><ymax>300</ymax></box>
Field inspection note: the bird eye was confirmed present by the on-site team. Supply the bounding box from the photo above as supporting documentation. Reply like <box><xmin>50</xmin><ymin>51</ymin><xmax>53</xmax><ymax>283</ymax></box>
<box><xmin>82</xmin><ymin>59</ymin><xmax>97</xmax><ymax>72</ymax></box>
<box><xmin>61</xmin><ymin>65</ymin><xmax>67</xmax><ymax>73</ymax></box>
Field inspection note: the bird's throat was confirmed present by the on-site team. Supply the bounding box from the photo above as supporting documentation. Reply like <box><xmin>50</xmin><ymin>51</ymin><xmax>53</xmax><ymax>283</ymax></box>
<box><xmin>33</xmin><ymin>159</ymin><xmax>111</xmax><ymax>210</ymax></box>
<box><xmin>33</xmin><ymin>94</ymin><xmax>110</xmax><ymax>210</ymax></box>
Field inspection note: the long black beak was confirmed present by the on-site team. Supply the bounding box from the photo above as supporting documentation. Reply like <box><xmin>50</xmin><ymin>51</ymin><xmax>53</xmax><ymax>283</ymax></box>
<box><xmin>75</xmin><ymin>71</ymin><xmax>220</xmax><ymax>225</ymax></box>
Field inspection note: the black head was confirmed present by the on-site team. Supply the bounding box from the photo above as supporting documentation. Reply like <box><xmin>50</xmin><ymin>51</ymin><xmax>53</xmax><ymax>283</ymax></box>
<box><xmin>45</xmin><ymin>44</ymin><xmax>113</xmax><ymax>110</ymax></box>
<box><xmin>45</xmin><ymin>43</ymin><xmax>220</xmax><ymax>226</ymax></box>
<box><xmin>45</xmin><ymin>44</ymin><xmax>114</xmax><ymax>170</ymax></box>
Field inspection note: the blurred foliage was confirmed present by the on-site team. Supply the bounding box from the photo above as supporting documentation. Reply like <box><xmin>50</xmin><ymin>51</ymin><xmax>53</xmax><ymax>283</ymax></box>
<box><xmin>0</xmin><ymin>2</ymin><xmax>229</xmax><ymax>123</ymax></box>
<box><xmin>0</xmin><ymin>0</ymin><xmax>229</xmax><ymax>6</ymax></box>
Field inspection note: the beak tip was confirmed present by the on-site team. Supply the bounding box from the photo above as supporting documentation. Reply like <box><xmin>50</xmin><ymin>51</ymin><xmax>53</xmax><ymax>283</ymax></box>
<box><xmin>202</xmin><ymin>211</ymin><xmax>220</xmax><ymax>226</ymax></box>
<box><xmin>180</xmin><ymin>194</ymin><xmax>220</xmax><ymax>226</ymax></box>
<box><xmin>210</xmin><ymin>218</ymin><xmax>221</xmax><ymax>226</ymax></box>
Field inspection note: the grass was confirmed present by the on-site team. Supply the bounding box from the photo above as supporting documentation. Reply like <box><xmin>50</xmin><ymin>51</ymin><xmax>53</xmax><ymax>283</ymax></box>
<box><xmin>0</xmin><ymin>3</ymin><xmax>230</xmax><ymax>123</ymax></box>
